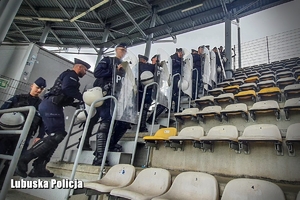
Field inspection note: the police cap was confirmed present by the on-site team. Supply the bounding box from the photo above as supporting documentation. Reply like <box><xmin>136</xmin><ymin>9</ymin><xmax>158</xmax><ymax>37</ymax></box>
<box><xmin>115</xmin><ymin>43</ymin><xmax>127</xmax><ymax>49</ymax></box>
<box><xmin>74</xmin><ymin>58</ymin><xmax>91</xmax><ymax>69</ymax></box>
<box><xmin>176</xmin><ymin>48</ymin><xmax>183</xmax><ymax>52</ymax></box>
<box><xmin>191</xmin><ymin>49</ymin><xmax>197</xmax><ymax>53</ymax></box>
<box><xmin>151</xmin><ymin>54</ymin><xmax>158</xmax><ymax>60</ymax></box>
<box><xmin>34</xmin><ymin>77</ymin><xmax>46</xmax><ymax>89</ymax></box>
<box><xmin>138</xmin><ymin>54</ymin><xmax>149</xmax><ymax>61</ymax></box>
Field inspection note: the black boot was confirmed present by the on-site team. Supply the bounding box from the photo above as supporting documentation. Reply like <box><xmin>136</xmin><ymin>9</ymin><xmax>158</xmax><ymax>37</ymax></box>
<box><xmin>92</xmin><ymin>122</ymin><xmax>109</xmax><ymax>166</ymax></box>
<box><xmin>139</xmin><ymin>104</ymin><xmax>150</xmax><ymax>132</ymax></box>
<box><xmin>108</xmin><ymin>121</ymin><xmax>130</xmax><ymax>152</ymax></box>
<box><xmin>146</xmin><ymin>104</ymin><xmax>166</xmax><ymax>124</ymax></box>
<box><xmin>77</xmin><ymin>114</ymin><xmax>98</xmax><ymax>151</ymax></box>
<box><xmin>28</xmin><ymin>159</ymin><xmax>54</xmax><ymax>177</ymax></box>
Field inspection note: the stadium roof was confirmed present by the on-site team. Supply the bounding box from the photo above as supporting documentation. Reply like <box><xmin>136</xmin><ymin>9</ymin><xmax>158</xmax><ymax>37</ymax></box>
<box><xmin>5</xmin><ymin>0</ymin><xmax>292</xmax><ymax>52</ymax></box>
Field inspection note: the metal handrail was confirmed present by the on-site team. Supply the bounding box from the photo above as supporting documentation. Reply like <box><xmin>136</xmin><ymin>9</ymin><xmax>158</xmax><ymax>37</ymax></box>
<box><xmin>192</xmin><ymin>68</ymin><xmax>199</xmax><ymax>100</ymax></box>
<box><xmin>0</xmin><ymin>106</ymin><xmax>36</xmax><ymax>200</ymax></box>
<box><xmin>65</xmin><ymin>96</ymin><xmax>117</xmax><ymax>199</ymax></box>
<box><xmin>167</xmin><ymin>73</ymin><xmax>181</xmax><ymax>127</ymax></box>
<box><xmin>132</xmin><ymin>82</ymin><xmax>159</xmax><ymax>167</ymax></box>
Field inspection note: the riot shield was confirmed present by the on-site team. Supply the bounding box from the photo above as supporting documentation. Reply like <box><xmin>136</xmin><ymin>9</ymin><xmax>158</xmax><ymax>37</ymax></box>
<box><xmin>152</xmin><ymin>48</ymin><xmax>172</xmax><ymax>108</ymax></box>
<box><xmin>210</xmin><ymin>50</ymin><xmax>217</xmax><ymax>85</ymax></box>
<box><xmin>111</xmin><ymin>50</ymin><xmax>138</xmax><ymax>124</ymax></box>
<box><xmin>217</xmin><ymin>49</ymin><xmax>227</xmax><ymax>79</ymax></box>
<box><xmin>181</xmin><ymin>48</ymin><xmax>193</xmax><ymax>98</ymax></box>
<box><xmin>202</xmin><ymin>47</ymin><xmax>211</xmax><ymax>90</ymax></box>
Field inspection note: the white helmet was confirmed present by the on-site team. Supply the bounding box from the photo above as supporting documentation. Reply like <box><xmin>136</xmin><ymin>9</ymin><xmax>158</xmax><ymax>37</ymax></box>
<box><xmin>140</xmin><ymin>71</ymin><xmax>154</xmax><ymax>85</ymax></box>
<box><xmin>83</xmin><ymin>87</ymin><xmax>104</xmax><ymax>107</ymax></box>
<box><xmin>179</xmin><ymin>79</ymin><xmax>189</xmax><ymax>91</ymax></box>
<box><xmin>217</xmin><ymin>67</ymin><xmax>222</xmax><ymax>73</ymax></box>
<box><xmin>0</xmin><ymin>112</ymin><xmax>25</xmax><ymax>130</ymax></box>
<box><xmin>75</xmin><ymin>104</ymin><xmax>96</xmax><ymax>123</ymax></box>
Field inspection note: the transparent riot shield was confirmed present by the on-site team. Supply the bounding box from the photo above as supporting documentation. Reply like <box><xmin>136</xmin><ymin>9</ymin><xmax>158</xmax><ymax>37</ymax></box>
<box><xmin>152</xmin><ymin>48</ymin><xmax>172</xmax><ymax>108</ymax></box>
<box><xmin>181</xmin><ymin>48</ymin><xmax>193</xmax><ymax>98</ymax></box>
<box><xmin>111</xmin><ymin>50</ymin><xmax>138</xmax><ymax>124</ymax></box>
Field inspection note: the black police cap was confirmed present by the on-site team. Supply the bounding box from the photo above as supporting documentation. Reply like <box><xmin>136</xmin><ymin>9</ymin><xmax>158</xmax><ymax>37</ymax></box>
<box><xmin>74</xmin><ymin>58</ymin><xmax>91</xmax><ymax>69</ymax></box>
<box><xmin>151</xmin><ymin>54</ymin><xmax>158</xmax><ymax>60</ymax></box>
<box><xmin>34</xmin><ymin>77</ymin><xmax>46</xmax><ymax>89</ymax></box>
<box><xmin>191</xmin><ymin>49</ymin><xmax>197</xmax><ymax>53</ymax></box>
<box><xmin>176</xmin><ymin>48</ymin><xmax>183</xmax><ymax>52</ymax></box>
<box><xmin>115</xmin><ymin>43</ymin><xmax>127</xmax><ymax>49</ymax></box>
<box><xmin>198</xmin><ymin>45</ymin><xmax>204</xmax><ymax>49</ymax></box>
<box><xmin>138</xmin><ymin>54</ymin><xmax>149</xmax><ymax>61</ymax></box>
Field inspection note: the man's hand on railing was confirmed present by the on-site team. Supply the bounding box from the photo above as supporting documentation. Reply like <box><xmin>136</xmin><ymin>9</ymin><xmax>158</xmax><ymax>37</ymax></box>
<box><xmin>71</xmin><ymin>101</ymin><xmax>84</xmax><ymax>109</ymax></box>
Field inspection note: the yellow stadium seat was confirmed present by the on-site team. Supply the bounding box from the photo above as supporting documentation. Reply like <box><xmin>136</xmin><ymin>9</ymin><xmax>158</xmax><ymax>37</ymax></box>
<box><xmin>143</xmin><ymin>128</ymin><xmax>177</xmax><ymax>149</ymax></box>
<box><xmin>297</xmin><ymin>75</ymin><xmax>300</xmax><ymax>83</ymax></box>
<box><xmin>234</xmin><ymin>90</ymin><xmax>256</xmax><ymax>103</ymax></box>
<box><xmin>223</xmin><ymin>85</ymin><xmax>239</xmax><ymax>94</ymax></box>
<box><xmin>244</xmin><ymin>76</ymin><xmax>259</xmax><ymax>83</ymax></box>
<box><xmin>257</xmin><ymin>87</ymin><xmax>281</xmax><ymax>101</ymax></box>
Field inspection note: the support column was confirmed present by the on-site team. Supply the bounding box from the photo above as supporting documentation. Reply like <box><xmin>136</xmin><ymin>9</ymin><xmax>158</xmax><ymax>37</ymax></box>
<box><xmin>237</xmin><ymin>18</ymin><xmax>242</xmax><ymax>69</ymax></box>
<box><xmin>0</xmin><ymin>0</ymin><xmax>23</xmax><ymax>44</ymax></box>
<box><xmin>225</xmin><ymin>16</ymin><xmax>233</xmax><ymax>78</ymax></box>
<box><xmin>39</xmin><ymin>22</ymin><xmax>51</xmax><ymax>43</ymax></box>
<box><xmin>0</xmin><ymin>0</ymin><xmax>9</xmax><ymax>18</ymax></box>
<box><xmin>144</xmin><ymin>7</ymin><xmax>157</xmax><ymax>58</ymax></box>
<box><xmin>95</xmin><ymin>27</ymin><xmax>110</xmax><ymax>68</ymax></box>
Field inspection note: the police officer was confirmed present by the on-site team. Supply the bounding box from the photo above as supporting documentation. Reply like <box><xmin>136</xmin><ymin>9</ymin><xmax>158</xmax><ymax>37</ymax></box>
<box><xmin>192</xmin><ymin>48</ymin><xmax>202</xmax><ymax>99</ymax></box>
<box><xmin>138</xmin><ymin>54</ymin><xmax>155</xmax><ymax>132</ymax></box>
<box><xmin>16</xmin><ymin>58</ymin><xmax>90</xmax><ymax>178</ymax></box>
<box><xmin>170</xmin><ymin>48</ymin><xmax>184</xmax><ymax>112</ymax></box>
<box><xmin>0</xmin><ymin>77</ymin><xmax>46</xmax><ymax>155</ymax></box>
<box><xmin>92</xmin><ymin>43</ymin><xmax>131</xmax><ymax>166</ymax></box>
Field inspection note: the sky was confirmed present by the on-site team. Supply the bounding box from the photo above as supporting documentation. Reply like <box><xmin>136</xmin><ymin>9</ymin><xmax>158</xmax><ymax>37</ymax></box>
<box><xmin>45</xmin><ymin>0</ymin><xmax>300</xmax><ymax>71</ymax></box>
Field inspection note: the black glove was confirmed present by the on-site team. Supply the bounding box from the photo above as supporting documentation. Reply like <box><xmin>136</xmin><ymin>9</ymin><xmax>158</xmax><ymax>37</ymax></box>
<box><xmin>71</xmin><ymin>101</ymin><xmax>84</xmax><ymax>109</ymax></box>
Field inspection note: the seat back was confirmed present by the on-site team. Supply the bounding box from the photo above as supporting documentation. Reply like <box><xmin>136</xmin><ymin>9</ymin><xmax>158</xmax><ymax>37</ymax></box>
<box><xmin>221</xmin><ymin>178</ymin><xmax>285</xmax><ymax>200</ymax></box>
<box><xmin>179</xmin><ymin>126</ymin><xmax>204</xmax><ymax>138</ymax></box>
<box><xmin>286</xmin><ymin>123</ymin><xmax>300</xmax><ymax>141</ymax></box>
<box><xmin>160</xmin><ymin>172</ymin><xmax>219</xmax><ymax>200</ymax></box>
<box><xmin>200</xmin><ymin>106</ymin><xmax>222</xmax><ymax>114</ymax></box>
<box><xmin>222</xmin><ymin>103</ymin><xmax>248</xmax><ymax>113</ymax></box>
<box><xmin>176</xmin><ymin>108</ymin><xmax>199</xmax><ymax>115</ymax></box>
<box><xmin>207</xmin><ymin>125</ymin><xmax>238</xmax><ymax>139</ymax></box>
<box><xmin>154</xmin><ymin>127</ymin><xmax>177</xmax><ymax>139</ymax></box>
<box><xmin>250</xmin><ymin>100</ymin><xmax>279</xmax><ymax>111</ymax></box>
<box><xmin>129</xmin><ymin>168</ymin><xmax>171</xmax><ymax>196</ymax></box>
<box><xmin>101</xmin><ymin>164</ymin><xmax>135</xmax><ymax>187</ymax></box>
<box><xmin>239</xmin><ymin>124</ymin><xmax>282</xmax><ymax>142</ymax></box>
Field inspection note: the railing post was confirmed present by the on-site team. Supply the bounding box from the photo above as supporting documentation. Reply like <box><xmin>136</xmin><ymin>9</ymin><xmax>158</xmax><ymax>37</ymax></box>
<box><xmin>266</xmin><ymin>36</ymin><xmax>270</xmax><ymax>64</ymax></box>
<box><xmin>167</xmin><ymin>73</ymin><xmax>181</xmax><ymax>127</ymax></box>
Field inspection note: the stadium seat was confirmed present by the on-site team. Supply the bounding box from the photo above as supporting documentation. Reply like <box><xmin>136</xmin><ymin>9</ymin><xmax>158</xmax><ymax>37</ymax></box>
<box><xmin>110</xmin><ymin>168</ymin><xmax>171</xmax><ymax>200</ymax></box>
<box><xmin>174</xmin><ymin>108</ymin><xmax>198</xmax><ymax>123</ymax></box>
<box><xmin>247</xmin><ymin>72</ymin><xmax>260</xmax><ymax>78</ymax></box>
<box><xmin>239</xmin><ymin>83</ymin><xmax>258</xmax><ymax>91</ymax></box>
<box><xmin>221</xmin><ymin>103</ymin><xmax>249</xmax><ymax>122</ymax></box>
<box><xmin>297</xmin><ymin>190</ymin><xmax>300</xmax><ymax>200</ymax></box>
<box><xmin>272</xmin><ymin>66</ymin><xmax>283</xmax><ymax>72</ymax></box>
<box><xmin>292</xmin><ymin>66</ymin><xmax>300</xmax><ymax>72</ymax></box>
<box><xmin>258</xmin><ymin>68</ymin><xmax>271</xmax><ymax>74</ymax></box>
<box><xmin>276</xmin><ymin>68</ymin><xmax>292</xmax><ymax>74</ymax></box>
<box><xmin>208</xmin><ymin>87</ymin><xmax>224</xmax><ymax>97</ymax></box>
<box><xmin>214</xmin><ymin>93</ymin><xmax>235</xmax><ymax>104</ymax></box>
<box><xmin>221</xmin><ymin>178</ymin><xmax>285</xmax><ymax>200</ymax></box>
<box><xmin>217</xmin><ymin>81</ymin><xmax>231</xmax><ymax>88</ymax></box>
<box><xmin>238</xmin><ymin>124</ymin><xmax>283</xmax><ymax>155</ymax></box>
<box><xmin>235</xmin><ymin>90</ymin><xmax>256</xmax><ymax>103</ymax></box>
<box><xmin>223</xmin><ymin>78</ymin><xmax>234</xmax><ymax>82</ymax></box>
<box><xmin>276</xmin><ymin>71</ymin><xmax>294</xmax><ymax>80</ymax></box>
<box><xmin>199</xmin><ymin>125</ymin><xmax>239</xmax><ymax>152</ymax></box>
<box><xmin>230</xmin><ymin>79</ymin><xmax>244</xmax><ymax>86</ymax></box>
<box><xmin>244</xmin><ymin>76</ymin><xmax>259</xmax><ymax>83</ymax></box>
<box><xmin>223</xmin><ymin>85</ymin><xmax>240</xmax><ymax>94</ymax></box>
<box><xmin>283</xmin><ymin>84</ymin><xmax>300</xmax><ymax>99</ymax></box>
<box><xmin>196</xmin><ymin>106</ymin><xmax>222</xmax><ymax>123</ymax></box>
<box><xmin>298</xmin><ymin>75</ymin><xmax>300</xmax><ymax>83</ymax></box>
<box><xmin>259</xmin><ymin>74</ymin><xmax>275</xmax><ymax>82</ymax></box>
<box><xmin>84</xmin><ymin>164</ymin><xmax>135</xmax><ymax>195</ymax></box>
<box><xmin>195</xmin><ymin>95</ymin><xmax>215</xmax><ymax>109</ymax></box>
<box><xmin>286</xmin><ymin>123</ymin><xmax>300</xmax><ymax>156</ymax></box>
<box><xmin>284</xmin><ymin>97</ymin><xmax>300</xmax><ymax>120</ymax></box>
<box><xmin>234</xmin><ymin>74</ymin><xmax>247</xmax><ymax>80</ymax></box>
<box><xmin>261</xmin><ymin>70</ymin><xmax>275</xmax><ymax>76</ymax></box>
<box><xmin>168</xmin><ymin>126</ymin><xmax>204</xmax><ymax>150</ymax></box>
<box><xmin>257</xmin><ymin>87</ymin><xmax>281</xmax><ymax>102</ymax></box>
<box><xmin>152</xmin><ymin>172</ymin><xmax>219</xmax><ymax>200</ymax></box>
<box><xmin>143</xmin><ymin>128</ymin><xmax>177</xmax><ymax>149</ymax></box>
<box><xmin>249</xmin><ymin>100</ymin><xmax>280</xmax><ymax>120</ymax></box>
<box><xmin>257</xmin><ymin>80</ymin><xmax>276</xmax><ymax>90</ymax></box>
<box><xmin>276</xmin><ymin>77</ymin><xmax>296</xmax><ymax>89</ymax></box>
<box><xmin>294</xmin><ymin>69</ymin><xmax>300</xmax><ymax>78</ymax></box>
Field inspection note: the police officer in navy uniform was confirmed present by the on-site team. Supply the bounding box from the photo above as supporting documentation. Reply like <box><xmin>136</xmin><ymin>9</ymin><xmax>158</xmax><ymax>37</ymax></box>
<box><xmin>138</xmin><ymin>54</ymin><xmax>155</xmax><ymax>132</ymax></box>
<box><xmin>192</xmin><ymin>48</ymin><xmax>202</xmax><ymax>99</ymax></box>
<box><xmin>92</xmin><ymin>43</ymin><xmax>131</xmax><ymax>166</ymax></box>
<box><xmin>16</xmin><ymin>58</ymin><xmax>90</xmax><ymax>178</ymax></box>
<box><xmin>170</xmin><ymin>48</ymin><xmax>184</xmax><ymax>112</ymax></box>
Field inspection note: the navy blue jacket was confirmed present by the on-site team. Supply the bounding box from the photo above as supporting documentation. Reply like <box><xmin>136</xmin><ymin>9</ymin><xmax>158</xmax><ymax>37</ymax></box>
<box><xmin>171</xmin><ymin>53</ymin><xmax>182</xmax><ymax>75</ymax></box>
<box><xmin>59</xmin><ymin>70</ymin><xmax>83</xmax><ymax>101</ymax></box>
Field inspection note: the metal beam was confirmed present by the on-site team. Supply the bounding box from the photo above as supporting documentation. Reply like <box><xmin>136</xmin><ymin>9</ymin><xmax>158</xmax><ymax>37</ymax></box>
<box><xmin>115</xmin><ymin>0</ymin><xmax>147</xmax><ymax>38</ymax></box>
<box><xmin>144</xmin><ymin>7</ymin><xmax>157</xmax><ymax>58</ymax></box>
<box><xmin>0</xmin><ymin>0</ymin><xmax>23</xmax><ymax>44</ymax></box>
<box><xmin>234</xmin><ymin>0</ymin><xmax>260</xmax><ymax>17</ymax></box>
<box><xmin>24</xmin><ymin>0</ymin><xmax>63</xmax><ymax>45</ymax></box>
<box><xmin>236</xmin><ymin>18</ymin><xmax>242</xmax><ymax>69</ymax></box>
<box><xmin>220</xmin><ymin>0</ymin><xmax>228</xmax><ymax>15</ymax></box>
<box><xmin>8</xmin><ymin>27</ymin><xmax>44</xmax><ymax>35</ymax></box>
<box><xmin>53</xmin><ymin>0</ymin><xmax>99</xmax><ymax>52</ymax></box>
<box><xmin>122</xmin><ymin>0</ymin><xmax>149</xmax><ymax>8</ymax></box>
<box><xmin>225</xmin><ymin>16</ymin><xmax>233</xmax><ymax>78</ymax></box>
<box><xmin>12</xmin><ymin>22</ymin><xmax>30</xmax><ymax>42</ymax></box>
<box><xmin>39</xmin><ymin>23</ymin><xmax>51</xmax><ymax>43</ymax></box>
<box><xmin>128</xmin><ymin>15</ymin><xmax>150</xmax><ymax>34</ymax></box>
<box><xmin>95</xmin><ymin>27</ymin><xmax>110</xmax><ymax>67</ymax></box>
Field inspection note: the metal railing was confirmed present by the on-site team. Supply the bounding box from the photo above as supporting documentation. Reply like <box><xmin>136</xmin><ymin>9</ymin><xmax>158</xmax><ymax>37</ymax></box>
<box><xmin>65</xmin><ymin>96</ymin><xmax>117</xmax><ymax>199</ymax></box>
<box><xmin>192</xmin><ymin>68</ymin><xmax>199</xmax><ymax>100</ymax></box>
<box><xmin>167</xmin><ymin>73</ymin><xmax>181</xmax><ymax>127</ymax></box>
<box><xmin>137</xmin><ymin>82</ymin><xmax>159</xmax><ymax>167</ymax></box>
<box><xmin>0</xmin><ymin>106</ymin><xmax>36</xmax><ymax>200</ymax></box>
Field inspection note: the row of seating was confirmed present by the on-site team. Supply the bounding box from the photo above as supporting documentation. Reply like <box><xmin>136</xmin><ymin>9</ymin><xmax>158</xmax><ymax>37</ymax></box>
<box><xmin>179</xmin><ymin>98</ymin><xmax>300</xmax><ymax>122</ymax></box>
<box><xmin>82</xmin><ymin>164</ymin><xmax>293</xmax><ymax>200</ymax></box>
<box><xmin>143</xmin><ymin>123</ymin><xmax>300</xmax><ymax>156</ymax></box>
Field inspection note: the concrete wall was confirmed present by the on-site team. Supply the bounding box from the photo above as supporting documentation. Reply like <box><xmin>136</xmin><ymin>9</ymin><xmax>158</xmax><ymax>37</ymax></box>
<box><xmin>150</xmin><ymin>100</ymin><xmax>300</xmax><ymax>183</ymax></box>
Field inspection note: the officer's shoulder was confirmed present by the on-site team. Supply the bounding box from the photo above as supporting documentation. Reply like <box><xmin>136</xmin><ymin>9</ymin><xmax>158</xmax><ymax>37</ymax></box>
<box><xmin>100</xmin><ymin>56</ymin><xmax>111</xmax><ymax>64</ymax></box>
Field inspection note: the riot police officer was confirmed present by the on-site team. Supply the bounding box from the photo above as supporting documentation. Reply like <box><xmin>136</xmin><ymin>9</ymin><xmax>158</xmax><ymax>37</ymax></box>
<box><xmin>170</xmin><ymin>48</ymin><xmax>183</xmax><ymax>112</ymax></box>
<box><xmin>92</xmin><ymin>43</ymin><xmax>131</xmax><ymax>166</ymax></box>
<box><xmin>192</xmin><ymin>48</ymin><xmax>202</xmax><ymax>99</ymax></box>
<box><xmin>16</xmin><ymin>58</ymin><xmax>90</xmax><ymax>178</ymax></box>
<box><xmin>138</xmin><ymin>54</ymin><xmax>155</xmax><ymax>132</ymax></box>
